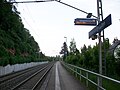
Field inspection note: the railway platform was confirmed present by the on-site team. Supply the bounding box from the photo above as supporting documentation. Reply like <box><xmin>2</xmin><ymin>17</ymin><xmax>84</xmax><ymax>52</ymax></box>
<box><xmin>42</xmin><ymin>61</ymin><xmax>88</xmax><ymax>90</ymax></box>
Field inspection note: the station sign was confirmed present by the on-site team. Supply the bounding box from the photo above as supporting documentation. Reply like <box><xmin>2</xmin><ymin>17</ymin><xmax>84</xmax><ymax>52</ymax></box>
<box><xmin>74</xmin><ymin>18</ymin><xmax>97</xmax><ymax>26</ymax></box>
<box><xmin>89</xmin><ymin>14</ymin><xmax>112</xmax><ymax>38</ymax></box>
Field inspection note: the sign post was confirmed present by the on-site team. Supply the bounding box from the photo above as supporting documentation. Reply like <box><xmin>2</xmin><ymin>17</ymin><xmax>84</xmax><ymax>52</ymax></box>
<box><xmin>88</xmin><ymin>14</ymin><xmax>112</xmax><ymax>90</ymax></box>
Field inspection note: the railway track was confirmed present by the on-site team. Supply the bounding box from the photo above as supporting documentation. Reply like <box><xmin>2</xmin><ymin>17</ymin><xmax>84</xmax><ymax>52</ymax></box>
<box><xmin>0</xmin><ymin>63</ymin><xmax>48</xmax><ymax>84</ymax></box>
<box><xmin>0</xmin><ymin>61</ymin><xmax>55</xmax><ymax>90</ymax></box>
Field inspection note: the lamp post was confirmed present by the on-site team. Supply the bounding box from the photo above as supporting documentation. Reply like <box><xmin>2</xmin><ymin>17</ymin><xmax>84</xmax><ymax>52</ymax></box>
<box><xmin>97</xmin><ymin>0</ymin><xmax>104</xmax><ymax>90</ymax></box>
<box><xmin>64</xmin><ymin>36</ymin><xmax>67</xmax><ymax>43</ymax></box>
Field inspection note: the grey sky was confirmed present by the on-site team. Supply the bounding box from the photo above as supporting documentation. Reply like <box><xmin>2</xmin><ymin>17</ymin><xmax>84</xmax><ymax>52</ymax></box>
<box><xmin>16</xmin><ymin>0</ymin><xmax>120</xmax><ymax>56</ymax></box>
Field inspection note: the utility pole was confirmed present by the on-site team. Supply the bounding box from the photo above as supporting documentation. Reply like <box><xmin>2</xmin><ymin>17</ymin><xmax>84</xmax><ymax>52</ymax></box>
<box><xmin>97</xmin><ymin>0</ymin><xmax>104</xmax><ymax>90</ymax></box>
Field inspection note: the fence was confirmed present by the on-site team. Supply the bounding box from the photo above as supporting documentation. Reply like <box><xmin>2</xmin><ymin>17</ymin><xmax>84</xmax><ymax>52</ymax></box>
<box><xmin>62</xmin><ymin>62</ymin><xmax>120</xmax><ymax>90</ymax></box>
<box><xmin>0</xmin><ymin>61</ymin><xmax>48</xmax><ymax>76</ymax></box>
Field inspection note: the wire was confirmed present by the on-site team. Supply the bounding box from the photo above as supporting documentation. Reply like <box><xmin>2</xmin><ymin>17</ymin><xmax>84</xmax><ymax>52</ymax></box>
<box><xmin>55</xmin><ymin>0</ymin><xmax>98</xmax><ymax>19</ymax></box>
<box><xmin>25</xmin><ymin>4</ymin><xmax>35</xmax><ymax>23</ymax></box>
<box><xmin>23</xmin><ymin>5</ymin><xmax>41</xmax><ymax>39</ymax></box>
<box><xmin>20</xmin><ymin>12</ymin><xmax>40</xmax><ymax>39</ymax></box>
<box><xmin>7</xmin><ymin>0</ymin><xmax>54</xmax><ymax>4</ymax></box>
<box><xmin>4</xmin><ymin>0</ymin><xmax>98</xmax><ymax>19</ymax></box>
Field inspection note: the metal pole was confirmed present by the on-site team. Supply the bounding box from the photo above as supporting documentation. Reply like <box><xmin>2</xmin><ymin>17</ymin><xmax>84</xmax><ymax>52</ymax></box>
<box><xmin>97</xmin><ymin>0</ymin><xmax>102</xmax><ymax>90</ymax></box>
<box><xmin>98</xmin><ymin>33</ymin><xmax>102</xmax><ymax>90</ymax></box>
<box><xmin>64</xmin><ymin>37</ymin><xmax>67</xmax><ymax>43</ymax></box>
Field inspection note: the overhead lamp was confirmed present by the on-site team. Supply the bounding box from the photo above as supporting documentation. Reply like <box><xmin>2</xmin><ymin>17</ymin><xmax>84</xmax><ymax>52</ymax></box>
<box><xmin>87</xmin><ymin>13</ymin><xmax>92</xmax><ymax>18</ymax></box>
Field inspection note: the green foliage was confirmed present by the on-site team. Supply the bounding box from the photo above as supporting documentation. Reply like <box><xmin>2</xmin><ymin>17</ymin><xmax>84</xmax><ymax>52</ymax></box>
<box><xmin>65</xmin><ymin>38</ymin><xmax>120</xmax><ymax>78</ymax></box>
<box><xmin>114</xmin><ymin>45</ymin><xmax>120</xmax><ymax>60</ymax></box>
<box><xmin>0</xmin><ymin>0</ymin><xmax>46</xmax><ymax>66</ymax></box>
<box><xmin>60</xmin><ymin>42</ymin><xmax>68</xmax><ymax>60</ymax></box>
<box><xmin>69</xmin><ymin>38</ymin><xmax>77</xmax><ymax>53</ymax></box>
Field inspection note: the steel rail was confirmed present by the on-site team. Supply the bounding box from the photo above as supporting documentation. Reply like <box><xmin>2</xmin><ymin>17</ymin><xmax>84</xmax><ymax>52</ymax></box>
<box><xmin>39</xmin><ymin>64</ymin><xmax>54</xmax><ymax>90</ymax></box>
<box><xmin>32</xmin><ymin>63</ymin><xmax>54</xmax><ymax>90</ymax></box>
<box><xmin>11</xmin><ymin>63</ymin><xmax>54</xmax><ymax>90</ymax></box>
<box><xmin>0</xmin><ymin>63</ymin><xmax>49</xmax><ymax>90</ymax></box>
<box><xmin>0</xmin><ymin>64</ymin><xmax>45</xmax><ymax>84</ymax></box>
<box><xmin>62</xmin><ymin>62</ymin><xmax>120</xmax><ymax>90</ymax></box>
<box><xmin>67</xmin><ymin>63</ymin><xmax>120</xmax><ymax>84</ymax></box>
<box><xmin>64</xmin><ymin>63</ymin><xmax>105</xmax><ymax>90</ymax></box>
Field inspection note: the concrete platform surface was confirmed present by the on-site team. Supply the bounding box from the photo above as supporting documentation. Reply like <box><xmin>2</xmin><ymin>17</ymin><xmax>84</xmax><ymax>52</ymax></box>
<box><xmin>56</xmin><ymin>61</ymin><xmax>88</xmax><ymax>90</ymax></box>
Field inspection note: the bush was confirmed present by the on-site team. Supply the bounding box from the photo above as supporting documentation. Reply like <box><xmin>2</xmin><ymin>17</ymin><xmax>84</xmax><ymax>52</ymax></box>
<box><xmin>0</xmin><ymin>57</ymin><xmax>9</xmax><ymax>66</ymax></box>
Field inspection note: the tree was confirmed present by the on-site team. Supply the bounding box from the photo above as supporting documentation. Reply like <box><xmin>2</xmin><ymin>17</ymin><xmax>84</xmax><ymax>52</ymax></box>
<box><xmin>69</xmin><ymin>38</ymin><xmax>77</xmax><ymax>54</ymax></box>
<box><xmin>0</xmin><ymin>0</ymin><xmax>44</xmax><ymax>66</ymax></box>
<box><xmin>65</xmin><ymin>38</ymin><xmax>81</xmax><ymax>65</ymax></box>
<box><xmin>60</xmin><ymin>42</ymin><xmax>68</xmax><ymax>61</ymax></box>
<box><xmin>114</xmin><ymin>45</ymin><xmax>120</xmax><ymax>60</ymax></box>
<box><xmin>81</xmin><ymin>44</ymin><xmax>87</xmax><ymax>54</ymax></box>
<box><xmin>114</xmin><ymin>46</ymin><xmax>120</xmax><ymax>76</ymax></box>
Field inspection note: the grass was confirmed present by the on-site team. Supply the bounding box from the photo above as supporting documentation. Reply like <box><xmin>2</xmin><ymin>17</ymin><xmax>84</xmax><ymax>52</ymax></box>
<box><xmin>102</xmin><ymin>78</ymin><xmax>120</xmax><ymax>90</ymax></box>
<box><xmin>82</xmin><ymin>73</ymin><xmax>120</xmax><ymax>90</ymax></box>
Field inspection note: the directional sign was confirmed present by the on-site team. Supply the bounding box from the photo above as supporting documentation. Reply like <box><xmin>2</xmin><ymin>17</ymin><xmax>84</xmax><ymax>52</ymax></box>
<box><xmin>74</xmin><ymin>18</ymin><xmax>97</xmax><ymax>26</ymax></box>
<box><xmin>89</xmin><ymin>14</ymin><xmax>112</xmax><ymax>38</ymax></box>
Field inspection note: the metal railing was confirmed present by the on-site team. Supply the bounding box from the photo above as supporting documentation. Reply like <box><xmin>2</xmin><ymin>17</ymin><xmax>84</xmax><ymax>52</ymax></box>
<box><xmin>62</xmin><ymin>62</ymin><xmax>120</xmax><ymax>90</ymax></box>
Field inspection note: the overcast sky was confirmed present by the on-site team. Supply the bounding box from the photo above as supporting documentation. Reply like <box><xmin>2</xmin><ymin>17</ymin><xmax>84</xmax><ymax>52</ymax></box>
<box><xmin>16</xmin><ymin>0</ymin><xmax>120</xmax><ymax>56</ymax></box>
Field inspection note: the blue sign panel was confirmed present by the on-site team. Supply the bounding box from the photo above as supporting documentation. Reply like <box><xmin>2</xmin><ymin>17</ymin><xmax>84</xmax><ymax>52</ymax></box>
<box><xmin>89</xmin><ymin>14</ymin><xmax>112</xmax><ymax>38</ymax></box>
<box><xmin>74</xmin><ymin>18</ymin><xmax>97</xmax><ymax>26</ymax></box>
